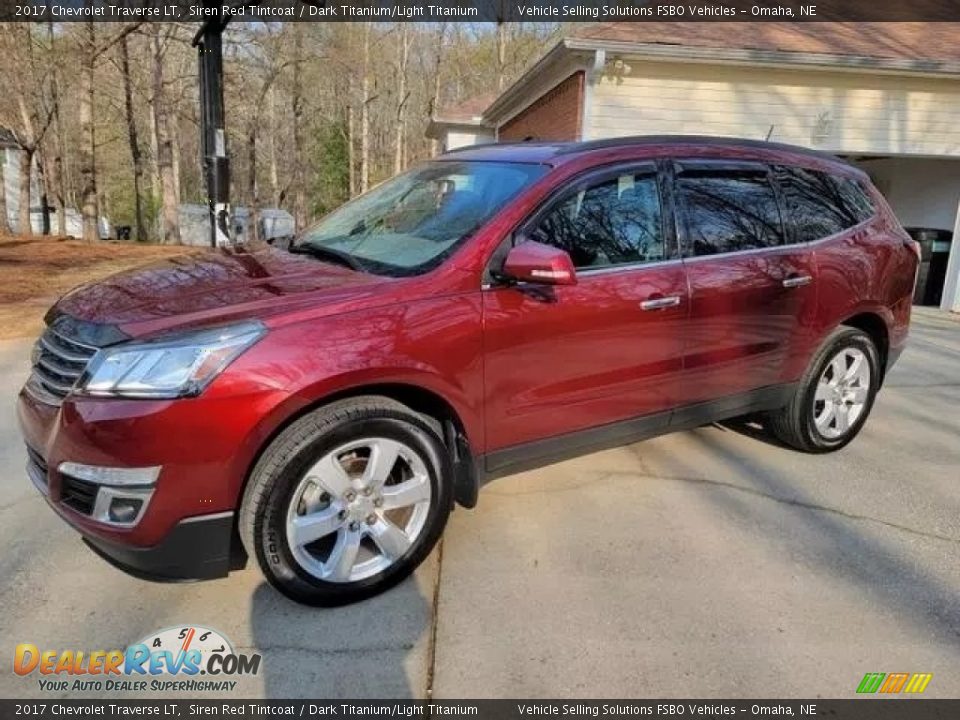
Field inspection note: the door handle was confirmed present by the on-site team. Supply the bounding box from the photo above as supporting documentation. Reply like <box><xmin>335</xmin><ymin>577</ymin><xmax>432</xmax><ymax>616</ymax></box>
<box><xmin>640</xmin><ymin>295</ymin><xmax>681</xmax><ymax>311</ymax></box>
<box><xmin>782</xmin><ymin>275</ymin><xmax>813</xmax><ymax>289</ymax></box>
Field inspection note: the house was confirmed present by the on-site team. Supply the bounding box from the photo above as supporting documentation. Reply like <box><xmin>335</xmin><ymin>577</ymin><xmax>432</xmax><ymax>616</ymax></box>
<box><xmin>2</xmin><ymin>126</ymin><xmax>112</xmax><ymax>239</ymax></box>
<box><xmin>428</xmin><ymin>22</ymin><xmax>960</xmax><ymax>312</ymax></box>
<box><xmin>0</xmin><ymin>127</ymin><xmax>44</xmax><ymax>234</ymax></box>
<box><xmin>426</xmin><ymin>92</ymin><xmax>496</xmax><ymax>151</ymax></box>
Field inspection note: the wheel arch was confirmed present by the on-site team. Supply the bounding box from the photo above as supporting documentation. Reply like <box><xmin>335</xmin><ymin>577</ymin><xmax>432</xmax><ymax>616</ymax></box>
<box><xmin>240</xmin><ymin>380</ymin><xmax>481</xmax><ymax>516</ymax></box>
<box><xmin>840</xmin><ymin>311</ymin><xmax>890</xmax><ymax>383</ymax></box>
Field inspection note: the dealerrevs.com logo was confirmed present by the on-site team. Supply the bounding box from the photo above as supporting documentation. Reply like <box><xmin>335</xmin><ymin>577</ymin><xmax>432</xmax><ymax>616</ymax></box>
<box><xmin>14</xmin><ymin>625</ymin><xmax>261</xmax><ymax>693</ymax></box>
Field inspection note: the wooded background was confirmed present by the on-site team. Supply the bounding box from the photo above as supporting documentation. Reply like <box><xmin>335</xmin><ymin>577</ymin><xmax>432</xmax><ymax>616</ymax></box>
<box><xmin>0</xmin><ymin>21</ymin><xmax>567</xmax><ymax>243</ymax></box>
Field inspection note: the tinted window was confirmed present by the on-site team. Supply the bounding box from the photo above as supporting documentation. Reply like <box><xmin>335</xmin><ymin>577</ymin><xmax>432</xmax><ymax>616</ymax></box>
<box><xmin>530</xmin><ymin>172</ymin><xmax>664</xmax><ymax>269</ymax></box>
<box><xmin>776</xmin><ymin>167</ymin><xmax>875</xmax><ymax>243</ymax></box>
<box><xmin>677</xmin><ymin>171</ymin><xmax>784</xmax><ymax>256</ymax></box>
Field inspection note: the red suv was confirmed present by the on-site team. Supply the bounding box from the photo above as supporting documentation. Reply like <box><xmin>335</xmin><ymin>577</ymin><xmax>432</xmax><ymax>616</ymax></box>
<box><xmin>18</xmin><ymin>137</ymin><xmax>917</xmax><ymax>605</ymax></box>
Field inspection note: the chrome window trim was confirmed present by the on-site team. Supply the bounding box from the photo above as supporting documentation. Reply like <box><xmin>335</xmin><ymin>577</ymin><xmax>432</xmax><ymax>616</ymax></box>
<box><xmin>680</xmin><ymin>216</ymin><xmax>875</xmax><ymax>264</ymax></box>
<box><xmin>576</xmin><ymin>257</ymin><xmax>684</xmax><ymax>277</ymax></box>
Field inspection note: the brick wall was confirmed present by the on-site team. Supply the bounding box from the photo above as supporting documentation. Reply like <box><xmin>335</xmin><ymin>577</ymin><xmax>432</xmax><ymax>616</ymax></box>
<box><xmin>498</xmin><ymin>72</ymin><xmax>584</xmax><ymax>143</ymax></box>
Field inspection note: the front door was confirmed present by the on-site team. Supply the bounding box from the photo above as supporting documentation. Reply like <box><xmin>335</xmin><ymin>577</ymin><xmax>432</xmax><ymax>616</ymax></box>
<box><xmin>482</xmin><ymin>164</ymin><xmax>688</xmax><ymax>457</ymax></box>
<box><xmin>672</xmin><ymin>161</ymin><xmax>817</xmax><ymax>406</ymax></box>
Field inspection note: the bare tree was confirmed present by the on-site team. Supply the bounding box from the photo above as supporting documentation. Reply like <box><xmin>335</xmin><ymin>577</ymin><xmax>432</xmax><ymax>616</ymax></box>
<box><xmin>0</xmin><ymin>151</ymin><xmax>10</xmax><ymax>234</ymax></box>
<box><xmin>76</xmin><ymin>15</ymin><xmax>142</xmax><ymax>241</ymax></box>
<box><xmin>151</xmin><ymin>25</ymin><xmax>179</xmax><ymax>244</ymax></box>
<box><xmin>360</xmin><ymin>22</ymin><xmax>372</xmax><ymax>193</ymax></box>
<box><xmin>243</xmin><ymin>46</ymin><xmax>289</xmax><ymax>243</ymax></box>
<box><xmin>291</xmin><ymin>23</ymin><xmax>306</xmax><ymax>230</ymax></box>
<box><xmin>0</xmin><ymin>24</ymin><xmax>55</xmax><ymax>236</ymax></box>
<box><xmin>496</xmin><ymin>14</ymin><xmax>508</xmax><ymax>90</ymax></box>
<box><xmin>394</xmin><ymin>23</ymin><xmax>411</xmax><ymax>175</ymax></box>
<box><xmin>78</xmin><ymin>19</ymin><xmax>99</xmax><ymax>241</ymax></box>
<box><xmin>428</xmin><ymin>23</ymin><xmax>447</xmax><ymax>157</ymax></box>
<box><xmin>347</xmin><ymin>103</ymin><xmax>357</xmax><ymax>197</ymax></box>
<box><xmin>0</xmin><ymin>19</ymin><xmax>563</xmax><ymax>241</ymax></box>
<box><xmin>119</xmin><ymin>32</ymin><xmax>145</xmax><ymax>241</ymax></box>
<box><xmin>45</xmin><ymin>15</ymin><xmax>65</xmax><ymax>236</ymax></box>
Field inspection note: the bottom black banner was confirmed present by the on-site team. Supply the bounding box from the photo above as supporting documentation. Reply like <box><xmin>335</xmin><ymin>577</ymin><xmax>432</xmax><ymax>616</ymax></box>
<box><xmin>0</xmin><ymin>700</ymin><xmax>957</xmax><ymax>720</ymax></box>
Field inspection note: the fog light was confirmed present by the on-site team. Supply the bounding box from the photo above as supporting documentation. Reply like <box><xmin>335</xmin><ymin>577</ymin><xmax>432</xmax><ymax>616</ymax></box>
<box><xmin>108</xmin><ymin>498</ymin><xmax>143</xmax><ymax>524</ymax></box>
<box><xmin>91</xmin><ymin>486</ymin><xmax>154</xmax><ymax>527</ymax></box>
<box><xmin>58</xmin><ymin>462</ymin><xmax>160</xmax><ymax>487</ymax></box>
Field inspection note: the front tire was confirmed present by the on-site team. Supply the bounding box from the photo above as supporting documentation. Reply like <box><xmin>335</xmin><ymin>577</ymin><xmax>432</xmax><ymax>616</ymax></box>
<box><xmin>239</xmin><ymin>397</ymin><xmax>452</xmax><ymax>606</ymax></box>
<box><xmin>767</xmin><ymin>326</ymin><xmax>880</xmax><ymax>453</ymax></box>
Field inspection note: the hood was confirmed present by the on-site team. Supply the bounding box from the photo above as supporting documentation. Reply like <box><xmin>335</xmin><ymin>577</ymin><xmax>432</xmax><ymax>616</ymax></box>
<box><xmin>52</xmin><ymin>243</ymin><xmax>391</xmax><ymax>338</ymax></box>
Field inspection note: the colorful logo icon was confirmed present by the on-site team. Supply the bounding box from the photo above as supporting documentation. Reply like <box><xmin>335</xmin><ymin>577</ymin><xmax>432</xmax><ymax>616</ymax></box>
<box><xmin>14</xmin><ymin>625</ymin><xmax>260</xmax><ymax>692</ymax></box>
<box><xmin>857</xmin><ymin>672</ymin><xmax>932</xmax><ymax>694</ymax></box>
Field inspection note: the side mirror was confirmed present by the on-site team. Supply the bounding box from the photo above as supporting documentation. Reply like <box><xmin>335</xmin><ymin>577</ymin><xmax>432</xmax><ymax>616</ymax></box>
<box><xmin>501</xmin><ymin>241</ymin><xmax>577</xmax><ymax>286</ymax></box>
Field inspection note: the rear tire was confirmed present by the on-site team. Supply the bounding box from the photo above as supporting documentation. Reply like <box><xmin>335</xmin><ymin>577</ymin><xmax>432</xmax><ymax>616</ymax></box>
<box><xmin>767</xmin><ymin>326</ymin><xmax>880</xmax><ymax>453</ymax></box>
<box><xmin>239</xmin><ymin>396</ymin><xmax>453</xmax><ymax>606</ymax></box>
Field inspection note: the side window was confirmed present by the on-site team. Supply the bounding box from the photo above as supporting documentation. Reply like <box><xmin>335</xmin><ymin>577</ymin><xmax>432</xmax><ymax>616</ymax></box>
<box><xmin>776</xmin><ymin>167</ymin><xmax>875</xmax><ymax>243</ymax></box>
<box><xmin>677</xmin><ymin>171</ymin><xmax>784</xmax><ymax>256</ymax></box>
<box><xmin>837</xmin><ymin>177</ymin><xmax>876</xmax><ymax>224</ymax></box>
<box><xmin>529</xmin><ymin>172</ymin><xmax>664</xmax><ymax>269</ymax></box>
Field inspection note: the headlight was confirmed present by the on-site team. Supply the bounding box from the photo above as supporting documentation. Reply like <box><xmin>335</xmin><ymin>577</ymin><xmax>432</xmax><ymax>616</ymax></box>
<box><xmin>78</xmin><ymin>321</ymin><xmax>265</xmax><ymax>399</ymax></box>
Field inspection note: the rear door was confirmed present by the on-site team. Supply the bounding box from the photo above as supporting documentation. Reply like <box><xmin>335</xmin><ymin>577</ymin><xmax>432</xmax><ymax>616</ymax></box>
<box><xmin>482</xmin><ymin>162</ymin><xmax>688</xmax><ymax>454</ymax></box>
<box><xmin>673</xmin><ymin>161</ymin><xmax>817</xmax><ymax>406</ymax></box>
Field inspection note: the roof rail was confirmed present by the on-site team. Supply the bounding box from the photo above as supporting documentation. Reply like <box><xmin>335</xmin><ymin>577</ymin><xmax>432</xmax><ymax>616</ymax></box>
<box><xmin>555</xmin><ymin>135</ymin><xmax>847</xmax><ymax>163</ymax></box>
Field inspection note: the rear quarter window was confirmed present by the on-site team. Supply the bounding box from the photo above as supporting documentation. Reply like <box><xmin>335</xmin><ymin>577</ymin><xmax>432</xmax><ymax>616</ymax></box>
<box><xmin>775</xmin><ymin>166</ymin><xmax>876</xmax><ymax>243</ymax></box>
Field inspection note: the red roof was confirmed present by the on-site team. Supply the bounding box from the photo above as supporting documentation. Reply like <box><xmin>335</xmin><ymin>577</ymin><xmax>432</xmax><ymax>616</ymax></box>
<box><xmin>570</xmin><ymin>22</ymin><xmax>960</xmax><ymax>63</ymax></box>
<box><xmin>434</xmin><ymin>92</ymin><xmax>497</xmax><ymax>123</ymax></box>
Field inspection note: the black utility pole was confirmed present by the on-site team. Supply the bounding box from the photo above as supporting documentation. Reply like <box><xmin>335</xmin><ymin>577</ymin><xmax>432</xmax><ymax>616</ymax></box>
<box><xmin>194</xmin><ymin>10</ymin><xmax>231</xmax><ymax>248</ymax></box>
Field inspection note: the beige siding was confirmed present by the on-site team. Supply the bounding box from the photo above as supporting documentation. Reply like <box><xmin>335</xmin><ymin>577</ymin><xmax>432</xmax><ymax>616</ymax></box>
<box><xmin>444</xmin><ymin>128</ymin><xmax>495</xmax><ymax>151</ymax></box>
<box><xmin>589</xmin><ymin>61</ymin><xmax>960</xmax><ymax>156</ymax></box>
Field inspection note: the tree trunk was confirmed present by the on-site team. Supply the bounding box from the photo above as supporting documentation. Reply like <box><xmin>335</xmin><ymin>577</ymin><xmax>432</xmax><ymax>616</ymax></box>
<box><xmin>429</xmin><ymin>23</ymin><xmax>446</xmax><ymax>157</ymax></box>
<box><xmin>170</xmin><ymin>114</ymin><xmax>181</xmax><ymax>202</ymax></box>
<box><xmin>48</xmin><ymin>147</ymin><xmax>65</xmax><ymax>236</ymax></box>
<box><xmin>360</xmin><ymin>23</ymin><xmax>371</xmax><ymax>193</ymax></box>
<box><xmin>37</xmin><ymin>150</ymin><xmax>50</xmax><ymax>235</ymax></box>
<box><xmin>496</xmin><ymin>20</ymin><xmax>507</xmax><ymax>91</ymax></box>
<box><xmin>119</xmin><ymin>34</ymin><xmax>145</xmax><ymax>242</ymax></box>
<box><xmin>268</xmin><ymin>84</ymin><xmax>280</xmax><ymax>207</ymax></box>
<box><xmin>291</xmin><ymin>24</ymin><xmax>305</xmax><ymax>230</ymax></box>
<box><xmin>394</xmin><ymin>24</ymin><xmax>410</xmax><ymax>175</ymax></box>
<box><xmin>18</xmin><ymin>146</ymin><xmax>34</xmax><ymax>236</ymax></box>
<box><xmin>46</xmin><ymin>17</ymin><xmax>65</xmax><ymax>236</ymax></box>
<box><xmin>148</xmin><ymin>93</ymin><xmax>160</xmax><ymax>203</ymax></box>
<box><xmin>79</xmin><ymin>20</ymin><xmax>99</xmax><ymax>242</ymax></box>
<box><xmin>0</xmin><ymin>152</ymin><xmax>10</xmax><ymax>234</ymax></box>
<box><xmin>247</xmin><ymin>124</ymin><xmax>259</xmax><ymax>243</ymax></box>
<box><xmin>152</xmin><ymin>28</ymin><xmax>179</xmax><ymax>245</ymax></box>
<box><xmin>347</xmin><ymin>104</ymin><xmax>357</xmax><ymax>198</ymax></box>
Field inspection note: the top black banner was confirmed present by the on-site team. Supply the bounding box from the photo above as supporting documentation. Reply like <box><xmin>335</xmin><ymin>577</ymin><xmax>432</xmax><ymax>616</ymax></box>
<box><xmin>4</xmin><ymin>0</ymin><xmax>960</xmax><ymax>23</ymax></box>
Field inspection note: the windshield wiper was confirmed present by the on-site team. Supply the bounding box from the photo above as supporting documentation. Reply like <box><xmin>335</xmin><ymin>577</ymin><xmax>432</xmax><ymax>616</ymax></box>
<box><xmin>289</xmin><ymin>244</ymin><xmax>365</xmax><ymax>272</ymax></box>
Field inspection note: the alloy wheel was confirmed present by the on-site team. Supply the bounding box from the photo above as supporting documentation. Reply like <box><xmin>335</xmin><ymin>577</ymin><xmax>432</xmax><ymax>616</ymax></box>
<box><xmin>812</xmin><ymin>347</ymin><xmax>871</xmax><ymax>440</ymax></box>
<box><xmin>285</xmin><ymin>437</ymin><xmax>432</xmax><ymax>582</ymax></box>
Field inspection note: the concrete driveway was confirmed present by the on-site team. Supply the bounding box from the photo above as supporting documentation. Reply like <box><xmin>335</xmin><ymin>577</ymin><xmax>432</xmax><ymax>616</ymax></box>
<box><xmin>1</xmin><ymin>307</ymin><xmax>958</xmax><ymax>699</ymax></box>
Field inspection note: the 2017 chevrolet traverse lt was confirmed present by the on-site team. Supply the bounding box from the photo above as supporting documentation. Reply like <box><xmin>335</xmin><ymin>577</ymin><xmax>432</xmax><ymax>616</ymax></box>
<box><xmin>18</xmin><ymin>137</ymin><xmax>918</xmax><ymax>605</ymax></box>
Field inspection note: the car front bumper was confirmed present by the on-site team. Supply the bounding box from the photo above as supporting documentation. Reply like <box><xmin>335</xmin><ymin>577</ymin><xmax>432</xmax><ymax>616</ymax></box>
<box><xmin>16</xmin><ymin>386</ymin><xmax>263</xmax><ymax>581</ymax></box>
<box><xmin>81</xmin><ymin>511</ymin><xmax>238</xmax><ymax>582</ymax></box>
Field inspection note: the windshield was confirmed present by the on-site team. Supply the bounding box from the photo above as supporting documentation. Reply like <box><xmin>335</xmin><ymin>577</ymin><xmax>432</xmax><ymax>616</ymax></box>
<box><xmin>295</xmin><ymin>161</ymin><xmax>547</xmax><ymax>277</ymax></box>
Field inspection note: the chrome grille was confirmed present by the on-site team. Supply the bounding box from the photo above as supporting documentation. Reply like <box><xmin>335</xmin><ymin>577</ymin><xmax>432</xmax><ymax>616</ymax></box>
<box><xmin>25</xmin><ymin>327</ymin><xmax>98</xmax><ymax>406</ymax></box>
